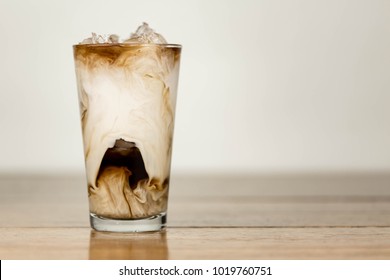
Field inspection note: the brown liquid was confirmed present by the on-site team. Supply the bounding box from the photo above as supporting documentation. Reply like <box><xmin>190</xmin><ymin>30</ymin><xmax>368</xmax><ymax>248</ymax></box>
<box><xmin>98</xmin><ymin>139</ymin><xmax>149</xmax><ymax>190</ymax></box>
<box><xmin>73</xmin><ymin>44</ymin><xmax>181</xmax><ymax>69</ymax></box>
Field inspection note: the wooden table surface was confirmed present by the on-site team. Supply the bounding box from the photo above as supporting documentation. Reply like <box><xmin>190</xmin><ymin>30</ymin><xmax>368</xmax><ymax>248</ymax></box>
<box><xmin>0</xmin><ymin>173</ymin><xmax>390</xmax><ymax>259</ymax></box>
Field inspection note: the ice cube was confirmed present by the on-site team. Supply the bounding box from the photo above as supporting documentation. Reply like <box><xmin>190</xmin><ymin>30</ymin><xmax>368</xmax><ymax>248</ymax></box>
<box><xmin>124</xmin><ymin>22</ymin><xmax>167</xmax><ymax>44</ymax></box>
<box><xmin>80</xmin><ymin>33</ymin><xmax>120</xmax><ymax>44</ymax></box>
<box><xmin>78</xmin><ymin>22</ymin><xmax>166</xmax><ymax>45</ymax></box>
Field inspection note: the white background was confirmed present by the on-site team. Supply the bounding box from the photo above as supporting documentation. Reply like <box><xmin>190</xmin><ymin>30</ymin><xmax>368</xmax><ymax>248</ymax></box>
<box><xmin>0</xmin><ymin>0</ymin><xmax>389</xmax><ymax>174</ymax></box>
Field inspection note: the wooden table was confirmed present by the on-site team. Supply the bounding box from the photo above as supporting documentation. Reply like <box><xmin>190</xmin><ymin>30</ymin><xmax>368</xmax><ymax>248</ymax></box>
<box><xmin>1</xmin><ymin>173</ymin><xmax>390</xmax><ymax>259</ymax></box>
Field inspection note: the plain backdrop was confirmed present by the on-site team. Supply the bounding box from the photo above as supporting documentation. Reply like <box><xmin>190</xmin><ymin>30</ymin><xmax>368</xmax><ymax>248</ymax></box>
<box><xmin>0</xmin><ymin>0</ymin><xmax>389</xmax><ymax>174</ymax></box>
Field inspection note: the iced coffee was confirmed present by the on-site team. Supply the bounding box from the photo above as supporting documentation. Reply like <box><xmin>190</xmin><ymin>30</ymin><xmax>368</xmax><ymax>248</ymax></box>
<box><xmin>73</xmin><ymin>23</ymin><xmax>181</xmax><ymax>232</ymax></box>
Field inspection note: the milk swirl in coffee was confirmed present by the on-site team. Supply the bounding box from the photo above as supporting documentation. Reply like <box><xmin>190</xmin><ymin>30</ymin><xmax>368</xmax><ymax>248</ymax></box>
<box><xmin>73</xmin><ymin>23</ymin><xmax>181</xmax><ymax>219</ymax></box>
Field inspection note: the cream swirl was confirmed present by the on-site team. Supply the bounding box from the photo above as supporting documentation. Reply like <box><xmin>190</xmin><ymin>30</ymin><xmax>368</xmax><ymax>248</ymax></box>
<box><xmin>74</xmin><ymin>37</ymin><xmax>181</xmax><ymax>218</ymax></box>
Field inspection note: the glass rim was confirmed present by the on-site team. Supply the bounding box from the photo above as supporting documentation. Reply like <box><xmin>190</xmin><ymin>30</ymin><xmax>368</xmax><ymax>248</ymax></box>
<box><xmin>73</xmin><ymin>43</ymin><xmax>182</xmax><ymax>49</ymax></box>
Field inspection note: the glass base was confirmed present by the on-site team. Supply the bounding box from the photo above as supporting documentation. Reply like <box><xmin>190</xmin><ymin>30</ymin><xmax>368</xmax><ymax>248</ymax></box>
<box><xmin>90</xmin><ymin>212</ymin><xmax>167</xmax><ymax>232</ymax></box>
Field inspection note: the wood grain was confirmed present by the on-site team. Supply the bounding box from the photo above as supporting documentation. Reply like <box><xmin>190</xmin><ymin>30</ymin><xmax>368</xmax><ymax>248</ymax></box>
<box><xmin>1</xmin><ymin>227</ymin><xmax>390</xmax><ymax>260</ymax></box>
<box><xmin>0</xmin><ymin>173</ymin><xmax>389</xmax><ymax>259</ymax></box>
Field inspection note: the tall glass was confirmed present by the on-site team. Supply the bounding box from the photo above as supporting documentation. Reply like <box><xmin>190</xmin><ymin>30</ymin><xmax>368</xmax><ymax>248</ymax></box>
<box><xmin>73</xmin><ymin>43</ymin><xmax>181</xmax><ymax>232</ymax></box>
